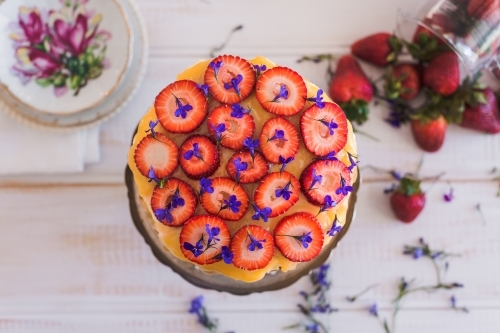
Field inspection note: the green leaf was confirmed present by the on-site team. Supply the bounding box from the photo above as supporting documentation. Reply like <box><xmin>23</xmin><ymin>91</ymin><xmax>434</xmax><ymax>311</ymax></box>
<box><xmin>474</xmin><ymin>92</ymin><xmax>487</xmax><ymax>105</ymax></box>
<box><xmin>35</xmin><ymin>78</ymin><xmax>52</xmax><ymax>87</ymax></box>
<box><xmin>340</xmin><ymin>99</ymin><xmax>370</xmax><ymax>125</ymax></box>
<box><xmin>69</xmin><ymin>75</ymin><xmax>82</xmax><ymax>90</ymax></box>
<box><xmin>398</xmin><ymin>177</ymin><xmax>422</xmax><ymax>196</ymax></box>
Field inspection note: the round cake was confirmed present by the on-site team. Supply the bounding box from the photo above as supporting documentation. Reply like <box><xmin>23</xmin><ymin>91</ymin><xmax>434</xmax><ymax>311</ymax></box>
<box><xmin>127</xmin><ymin>55</ymin><xmax>358</xmax><ymax>283</ymax></box>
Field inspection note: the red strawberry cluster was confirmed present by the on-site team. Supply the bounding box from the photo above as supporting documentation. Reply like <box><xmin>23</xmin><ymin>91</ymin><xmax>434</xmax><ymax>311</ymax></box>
<box><xmin>133</xmin><ymin>55</ymin><xmax>355</xmax><ymax>271</ymax></box>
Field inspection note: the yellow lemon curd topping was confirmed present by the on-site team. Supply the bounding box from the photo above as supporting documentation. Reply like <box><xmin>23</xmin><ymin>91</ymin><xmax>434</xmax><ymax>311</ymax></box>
<box><xmin>127</xmin><ymin>56</ymin><xmax>358</xmax><ymax>283</ymax></box>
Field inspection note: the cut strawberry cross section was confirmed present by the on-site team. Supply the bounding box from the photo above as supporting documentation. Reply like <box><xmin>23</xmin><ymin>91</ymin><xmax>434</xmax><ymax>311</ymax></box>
<box><xmin>226</xmin><ymin>151</ymin><xmax>269</xmax><ymax>184</ymax></box>
<box><xmin>200</xmin><ymin>177</ymin><xmax>249</xmax><ymax>221</ymax></box>
<box><xmin>254</xmin><ymin>171</ymin><xmax>300</xmax><ymax>218</ymax></box>
<box><xmin>151</xmin><ymin>178</ymin><xmax>197</xmax><ymax>227</ymax></box>
<box><xmin>231</xmin><ymin>225</ymin><xmax>274</xmax><ymax>271</ymax></box>
<box><xmin>134</xmin><ymin>133</ymin><xmax>179</xmax><ymax>179</ymax></box>
<box><xmin>207</xmin><ymin>105</ymin><xmax>255</xmax><ymax>150</ymax></box>
<box><xmin>259</xmin><ymin>117</ymin><xmax>299</xmax><ymax>164</ymax></box>
<box><xmin>179</xmin><ymin>135</ymin><xmax>220</xmax><ymax>180</ymax></box>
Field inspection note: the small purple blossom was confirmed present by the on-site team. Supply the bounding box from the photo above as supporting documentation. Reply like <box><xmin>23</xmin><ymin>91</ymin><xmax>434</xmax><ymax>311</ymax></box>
<box><xmin>209</xmin><ymin>60</ymin><xmax>224</xmax><ymax>77</ymax></box>
<box><xmin>444</xmin><ymin>187</ymin><xmax>454</xmax><ymax>202</ymax></box>
<box><xmin>304</xmin><ymin>323</ymin><xmax>319</xmax><ymax>333</ymax></box>
<box><xmin>174</xmin><ymin>96</ymin><xmax>193</xmax><ymax>119</ymax></box>
<box><xmin>205</xmin><ymin>224</ymin><xmax>220</xmax><ymax>247</ymax></box>
<box><xmin>369</xmin><ymin>303</ymin><xmax>378</xmax><ymax>317</ymax></box>
<box><xmin>279</xmin><ymin>155</ymin><xmax>294</xmax><ymax>173</ymax></box>
<box><xmin>319</xmin><ymin>118</ymin><xmax>338</xmax><ymax>135</ymax></box>
<box><xmin>317</xmin><ymin>151</ymin><xmax>338</xmax><ymax>165</ymax></box>
<box><xmin>199</xmin><ymin>177</ymin><xmax>214</xmax><ymax>196</ymax></box>
<box><xmin>268</xmin><ymin>129</ymin><xmax>287</xmax><ymax>142</ymax></box>
<box><xmin>189</xmin><ymin>295</ymin><xmax>204</xmax><ymax>314</ymax></box>
<box><xmin>253</xmin><ymin>64</ymin><xmax>267</xmax><ymax>76</ymax></box>
<box><xmin>171</xmin><ymin>187</ymin><xmax>185</xmax><ymax>208</ymax></box>
<box><xmin>230</xmin><ymin>103</ymin><xmax>251</xmax><ymax>118</ymax></box>
<box><xmin>327</xmin><ymin>216</ymin><xmax>342</xmax><ymax>236</ymax></box>
<box><xmin>299</xmin><ymin>232</ymin><xmax>313</xmax><ymax>248</ymax></box>
<box><xmin>276</xmin><ymin>180</ymin><xmax>293</xmax><ymax>200</ymax></box>
<box><xmin>391</xmin><ymin>170</ymin><xmax>402</xmax><ymax>180</ymax></box>
<box><xmin>154</xmin><ymin>207</ymin><xmax>173</xmax><ymax>224</ymax></box>
<box><xmin>233</xmin><ymin>157</ymin><xmax>248</xmax><ymax>182</ymax></box>
<box><xmin>450</xmin><ymin>295</ymin><xmax>456</xmax><ymax>307</ymax></box>
<box><xmin>221</xmin><ymin>246</ymin><xmax>234</xmax><ymax>264</ymax></box>
<box><xmin>196</xmin><ymin>83</ymin><xmax>209</xmax><ymax>97</ymax></box>
<box><xmin>312</xmin><ymin>264</ymin><xmax>330</xmax><ymax>287</ymax></box>
<box><xmin>248</xmin><ymin>233</ymin><xmax>266</xmax><ymax>251</ymax></box>
<box><xmin>221</xmin><ymin>195</ymin><xmax>241</xmax><ymax>213</ymax></box>
<box><xmin>183</xmin><ymin>239</ymin><xmax>204</xmax><ymax>257</ymax></box>
<box><xmin>211</xmin><ymin>123</ymin><xmax>226</xmax><ymax>143</ymax></box>
<box><xmin>272</xmin><ymin>84</ymin><xmax>289</xmax><ymax>102</ymax></box>
<box><xmin>223</xmin><ymin>74</ymin><xmax>243</xmax><ymax>96</ymax></box>
<box><xmin>147</xmin><ymin>166</ymin><xmax>159</xmax><ymax>184</ymax></box>
<box><xmin>336</xmin><ymin>175</ymin><xmax>353</xmax><ymax>196</ymax></box>
<box><xmin>243</xmin><ymin>137</ymin><xmax>259</xmax><ymax>159</ymax></box>
<box><xmin>346</xmin><ymin>151</ymin><xmax>358</xmax><ymax>173</ymax></box>
<box><xmin>412</xmin><ymin>247</ymin><xmax>424</xmax><ymax>259</ymax></box>
<box><xmin>308</xmin><ymin>169</ymin><xmax>323</xmax><ymax>191</ymax></box>
<box><xmin>183</xmin><ymin>142</ymin><xmax>203</xmax><ymax>160</ymax></box>
<box><xmin>307</xmin><ymin>89</ymin><xmax>325</xmax><ymax>108</ymax></box>
<box><xmin>146</xmin><ymin>120</ymin><xmax>159</xmax><ymax>138</ymax></box>
<box><xmin>251</xmin><ymin>203</ymin><xmax>272</xmax><ymax>222</ymax></box>
<box><xmin>318</xmin><ymin>195</ymin><xmax>336</xmax><ymax>215</ymax></box>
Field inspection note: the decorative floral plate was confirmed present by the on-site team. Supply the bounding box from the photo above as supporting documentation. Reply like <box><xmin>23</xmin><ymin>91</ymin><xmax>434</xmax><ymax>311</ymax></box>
<box><xmin>0</xmin><ymin>0</ymin><xmax>147</xmax><ymax>130</ymax></box>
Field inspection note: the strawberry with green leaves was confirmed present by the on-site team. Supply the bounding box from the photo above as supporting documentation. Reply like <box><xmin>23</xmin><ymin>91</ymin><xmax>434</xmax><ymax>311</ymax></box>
<box><xmin>389</xmin><ymin>176</ymin><xmax>426</xmax><ymax>223</ymax></box>
<box><xmin>384</xmin><ymin>64</ymin><xmax>421</xmax><ymax>101</ymax></box>
<box><xmin>351</xmin><ymin>32</ymin><xmax>402</xmax><ymax>67</ymax></box>
<box><xmin>329</xmin><ymin>55</ymin><xmax>373</xmax><ymax>125</ymax></box>
<box><xmin>461</xmin><ymin>88</ymin><xmax>500</xmax><ymax>134</ymax></box>
<box><xmin>423</xmin><ymin>52</ymin><xmax>460</xmax><ymax>97</ymax></box>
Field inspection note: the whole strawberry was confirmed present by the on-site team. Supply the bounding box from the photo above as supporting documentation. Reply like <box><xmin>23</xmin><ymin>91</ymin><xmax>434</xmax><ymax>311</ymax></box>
<box><xmin>411</xmin><ymin>115</ymin><xmax>447</xmax><ymax>152</ymax></box>
<box><xmin>351</xmin><ymin>32</ymin><xmax>402</xmax><ymax>67</ymax></box>
<box><xmin>329</xmin><ymin>55</ymin><xmax>373</xmax><ymax>124</ymax></box>
<box><xmin>423</xmin><ymin>52</ymin><xmax>460</xmax><ymax>97</ymax></box>
<box><xmin>390</xmin><ymin>176</ymin><xmax>426</xmax><ymax>223</ymax></box>
<box><xmin>467</xmin><ymin>0</ymin><xmax>500</xmax><ymax>19</ymax></box>
<box><xmin>461</xmin><ymin>88</ymin><xmax>500</xmax><ymax>133</ymax></box>
<box><xmin>384</xmin><ymin>64</ymin><xmax>421</xmax><ymax>101</ymax></box>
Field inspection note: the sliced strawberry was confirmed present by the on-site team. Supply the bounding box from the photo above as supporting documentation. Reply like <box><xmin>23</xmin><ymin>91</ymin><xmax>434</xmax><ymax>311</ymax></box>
<box><xmin>255</xmin><ymin>67</ymin><xmax>307</xmax><ymax>116</ymax></box>
<box><xmin>254</xmin><ymin>171</ymin><xmax>300</xmax><ymax>218</ymax></box>
<box><xmin>274</xmin><ymin>212</ymin><xmax>324</xmax><ymax>262</ymax></box>
<box><xmin>204</xmin><ymin>55</ymin><xmax>255</xmax><ymax>104</ymax></box>
<box><xmin>258</xmin><ymin>117</ymin><xmax>300</xmax><ymax>164</ymax></box>
<box><xmin>300</xmin><ymin>160</ymin><xmax>352</xmax><ymax>206</ymax></box>
<box><xmin>151</xmin><ymin>178</ymin><xmax>197</xmax><ymax>227</ymax></box>
<box><xmin>179</xmin><ymin>135</ymin><xmax>220</xmax><ymax>179</ymax></box>
<box><xmin>134</xmin><ymin>133</ymin><xmax>178</xmax><ymax>178</ymax></box>
<box><xmin>207</xmin><ymin>105</ymin><xmax>255</xmax><ymax>150</ymax></box>
<box><xmin>231</xmin><ymin>225</ymin><xmax>274</xmax><ymax>271</ymax></box>
<box><xmin>200</xmin><ymin>177</ymin><xmax>249</xmax><ymax>221</ymax></box>
<box><xmin>155</xmin><ymin>80</ymin><xmax>208</xmax><ymax>133</ymax></box>
<box><xmin>226</xmin><ymin>151</ymin><xmax>269</xmax><ymax>184</ymax></box>
<box><xmin>300</xmin><ymin>102</ymin><xmax>349</xmax><ymax>156</ymax></box>
<box><xmin>179</xmin><ymin>215</ymin><xmax>231</xmax><ymax>265</ymax></box>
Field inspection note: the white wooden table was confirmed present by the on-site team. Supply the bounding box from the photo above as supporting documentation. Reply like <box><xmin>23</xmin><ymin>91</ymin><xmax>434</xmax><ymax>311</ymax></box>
<box><xmin>1</xmin><ymin>0</ymin><xmax>500</xmax><ymax>332</ymax></box>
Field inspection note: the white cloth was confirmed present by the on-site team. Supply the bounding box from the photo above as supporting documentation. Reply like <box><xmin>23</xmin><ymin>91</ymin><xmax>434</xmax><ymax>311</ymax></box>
<box><xmin>0</xmin><ymin>112</ymin><xmax>100</xmax><ymax>175</ymax></box>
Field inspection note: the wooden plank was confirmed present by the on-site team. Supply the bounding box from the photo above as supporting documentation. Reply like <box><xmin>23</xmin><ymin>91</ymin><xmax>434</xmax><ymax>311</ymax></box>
<box><xmin>1</xmin><ymin>308</ymin><xmax>499</xmax><ymax>333</ymax></box>
<box><xmin>1</xmin><ymin>57</ymin><xmax>500</xmax><ymax>185</ymax></box>
<box><xmin>0</xmin><ymin>182</ymin><xmax>498</xmax><ymax>313</ymax></box>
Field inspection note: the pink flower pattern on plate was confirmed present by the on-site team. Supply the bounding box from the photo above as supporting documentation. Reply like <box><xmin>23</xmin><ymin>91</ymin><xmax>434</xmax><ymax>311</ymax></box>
<box><xmin>9</xmin><ymin>0</ymin><xmax>111</xmax><ymax>97</ymax></box>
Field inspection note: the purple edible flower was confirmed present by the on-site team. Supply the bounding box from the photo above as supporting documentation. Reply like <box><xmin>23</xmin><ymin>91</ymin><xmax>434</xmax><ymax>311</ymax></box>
<box><xmin>183</xmin><ymin>142</ymin><xmax>203</xmax><ymax>160</ymax></box>
<box><xmin>189</xmin><ymin>295</ymin><xmax>204</xmax><ymax>314</ymax></box>
<box><xmin>223</xmin><ymin>74</ymin><xmax>243</xmax><ymax>96</ymax></box>
<box><xmin>171</xmin><ymin>187</ymin><xmax>185</xmax><ymax>208</ymax></box>
<box><xmin>308</xmin><ymin>169</ymin><xmax>323</xmax><ymax>191</ymax></box>
<box><xmin>251</xmin><ymin>203</ymin><xmax>272</xmax><ymax>222</ymax></box>
<box><xmin>346</xmin><ymin>151</ymin><xmax>358</xmax><ymax>173</ymax></box>
<box><xmin>327</xmin><ymin>215</ymin><xmax>342</xmax><ymax>236</ymax></box>
<box><xmin>317</xmin><ymin>151</ymin><xmax>338</xmax><ymax>165</ymax></box>
<box><xmin>305</xmin><ymin>323</ymin><xmax>319</xmax><ymax>333</ymax></box>
<box><xmin>211</xmin><ymin>123</ymin><xmax>226</xmax><ymax>143</ymax></box>
<box><xmin>183</xmin><ymin>239</ymin><xmax>204</xmax><ymax>257</ymax></box>
<box><xmin>276</xmin><ymin>180</ymin><xmax>293</xmax><ymax>200</ymax></box>
<box><xmin>174</xmin><ymin>96</ymin><xmax>193</xmax><ymax>119</ymax></box>
<box><xmin>299</xmin><ymin>232</ymin><xmax>313</xmax><ymax>249</ymax></box>
<box><xmin>444</xmin><ymin>187</ymin><xmax>454</xmax><ymax>202</ymax></box>
<box><xmin>272</xmin><ymin>84</ymin><xmax>289</xmax><ymax>102</ymax></box>
<box><xmin>222</xmin><ymin>195</ymin><xmax>241</xmax><ymax>213</ymax></box>
<box><xmin>199</xmin><ymin>177</ymin><xmax>214</xmax><ymax>196</ymax></box>
<box><xmin>268</xmin><ymin>129</ymin><xmax>287</xmax><ymax>142</ymax></box>
<box><xmin>154</xmin><ymin>207</ymin><xmax>173</xmax><ymax>224</ymax></box>
<box><xmin>221</xmin><ymin>246</ymin><xmax>234</xmax><ymax>264</ymax></box>
<box><xmin>147</xmin><ymin>166</ymin><xmax>159</xmax><ymax>184</ymax></box>
<box><xmin>230</xmin><ymin>103</ymin><xmax>251</xmax><ymax>118</ymax></box>
<box><xmin>233</xmin><ymin>157</ymin><xmax>248</xmax><ymax>182</ymax></box>
<box><xmin>307</xmin><ymin>89</ymin><xmax>325</xmax><ymax>108</ymax></box>
<box><xmin>318</xmin><ymin>195</ymin><xmax>336</xmax><ymax>215</ymax></box>
<box><xmin>248</xmin><ymin>233</ymin><xmax>266</xmax><ymax>251</ymax></box>
<box><xmin>336</xmin><ymin>175</ymin><xmax>353</xmax><ymax>196</ymax></box>
<box><xmin>209</xmin><ymin>60</ymin><xmax>224</xmax><ymax>77</ymax></box>
<box><xmin>412</xmin><ymin>247</ymin><xmax>424</xmax><ymax>259</ymax></box>
<box><xmin>391</xmin><ymin>170</ymin><xmax>402</xmax><ymax>180</ymax></box>
<box><xmin>196</xmin><ymin>83</ymin><xmax>209</xmax><ymax>97</ymax></box>
<box><xmin>369</xmin><ymin>303</ymin><xmax>378</xmax><ymax>317</ymax></box>
<box><xmin>319</xmin><ymin>118</ymin><xmax>338</xmax><ymax>135</ymax></box>
<box><xmin>243</xmin><ymin>137</ymin><xmax>259</xmax><ymax>159</ymax></box>
<box><xmin>146</xmin><ymin>120</ymin><xmax>159</xmax><ymax>138</ymax></box>
<box><xmin>279</xmin><ymin>155</ymin><xmax>294</xmax><ymax>173</ymax></box>
<box><xmin>253</xmin><ymin>64</ymin><xmax>267</xmax><ymax>76</ymax></box>
<box><xmin>205</xmin><ymin>224</ymin><xmax>220</xmax><ymax>247</ymax></box>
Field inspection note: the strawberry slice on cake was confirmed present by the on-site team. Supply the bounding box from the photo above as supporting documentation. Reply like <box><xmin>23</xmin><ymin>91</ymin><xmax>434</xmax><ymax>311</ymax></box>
<box><xmin>231</xmin><ymin>225</ymin><xmax>274</xmax><ymax>271</ymax></box>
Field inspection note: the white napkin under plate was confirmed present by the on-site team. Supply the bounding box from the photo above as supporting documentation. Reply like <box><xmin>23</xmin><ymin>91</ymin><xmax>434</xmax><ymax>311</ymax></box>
<box><xmin>0</xmin><ymin>112</ymin><xmax>100</xmax><ymax>175</ymax></box>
